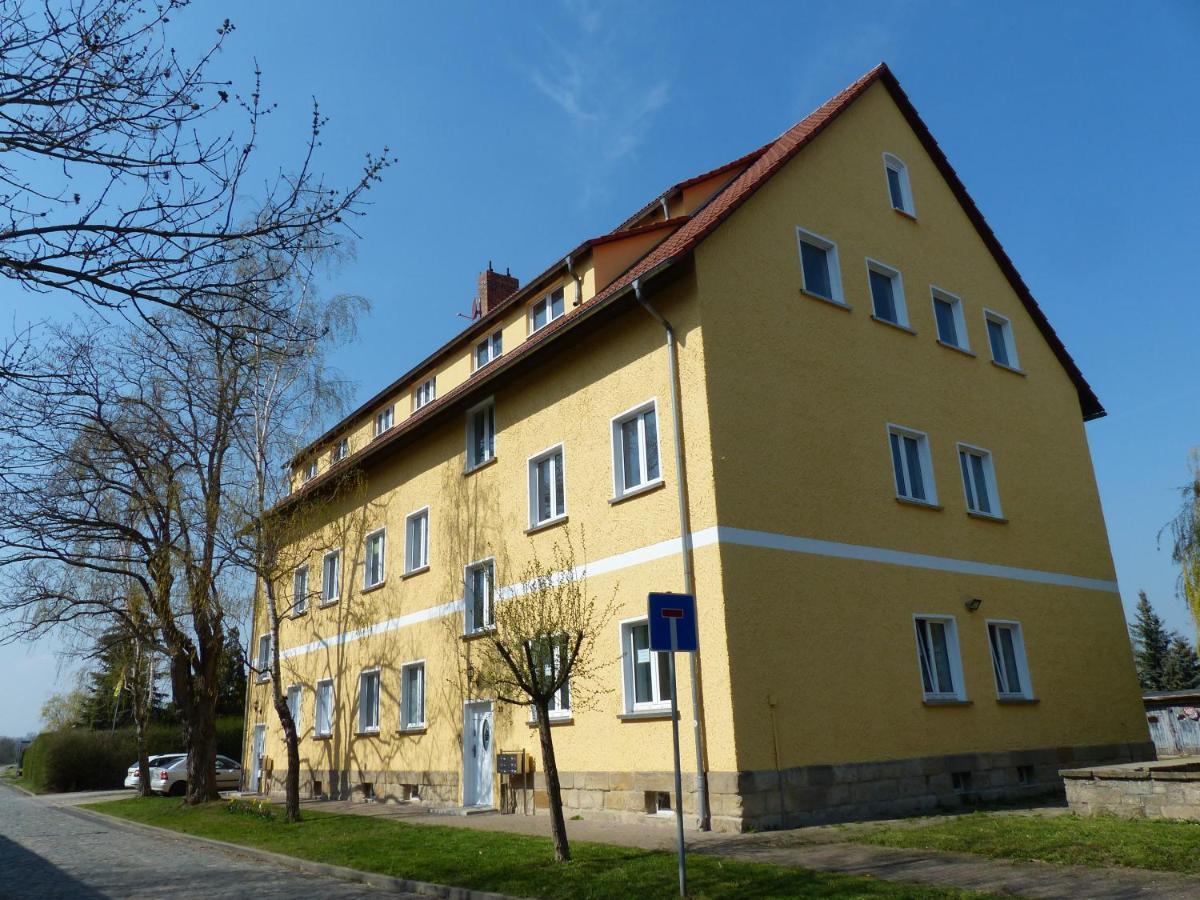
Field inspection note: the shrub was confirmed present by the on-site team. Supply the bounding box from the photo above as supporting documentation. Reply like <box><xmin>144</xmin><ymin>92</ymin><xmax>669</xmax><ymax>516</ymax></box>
<box><xmin>21</xmin><ymin>716</ymin><xmax>245</xmax><ymax>793</ymax></box>
<box><xmin>226</xmin><ymin>797</ymin><xmax>275</xmax><ymax>820</ymax></box>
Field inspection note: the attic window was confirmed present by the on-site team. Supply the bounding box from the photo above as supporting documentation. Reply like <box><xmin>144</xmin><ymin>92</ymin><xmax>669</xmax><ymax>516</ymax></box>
<box><xmin>330</xmin><ymin>438</ymin><xmax>349</xmax><ymax>464</ymax></box>
<box><xmin>413</xmin><ymin>377</ymin><xmax>436</xmax><ymax>411</ymax></box>
<box><xmin>883</xmin><ymin>153</ymin><xmax>915</xmax><ymax>216</ymax></box>
<box><xmin>529</xmin><ymin>288</ymin><xmax>565</xmax><ymax>335</ymax></box>
<box><xmin>374</xmin><ymin>405</ymin><xmax>394</xmax><ymax>437</ymax></box>
<box><xmin>302</xmin><ymin>459</ymin><xmax>318</xmax><ymax>482</ymax></box>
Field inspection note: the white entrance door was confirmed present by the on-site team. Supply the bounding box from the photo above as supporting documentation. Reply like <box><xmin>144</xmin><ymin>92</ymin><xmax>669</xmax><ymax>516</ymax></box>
<box><xmin>463</xmin><ymin>701</ymin><xmax>494</xmax><ymax>807</ymax></box>
<box><xmin>250</xmin><ymin>724</ymin><xmax>266</xmax><ymax>793</ymax></box>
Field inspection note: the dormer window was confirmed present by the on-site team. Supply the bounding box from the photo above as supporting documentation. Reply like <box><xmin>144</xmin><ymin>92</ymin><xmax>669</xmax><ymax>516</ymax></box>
<box><xmin>413</xmin><ymin>377</ymin><xmax>436</xmax><ymax>411</ymax></box>
<box><xmin>883</xmin><ymin>153</ymin><xmax>915</xmax><ymax>216</ymax></box>
<box><xmin>530</xmin><ymin>288</ymin><xmax>565</xmax><ymax>335</ymax></box>
<box><xmin>330</xmin><ymin>437</ymin><xmax>349</xmax><ymax>464</ymax></box>
<box><xmin>302</xmin><ymin>459</ymin><xmax>318</xmax><ymax>482</ymax></box>
<box><xmin>475</xmin><ymin>331</ymin><xmax>502</xmax><ymax>371</ymax></box>
<box><xmin>374</xmin><ymin>405</ymin><xmax>394</xmax><ymax>437</ymax></box>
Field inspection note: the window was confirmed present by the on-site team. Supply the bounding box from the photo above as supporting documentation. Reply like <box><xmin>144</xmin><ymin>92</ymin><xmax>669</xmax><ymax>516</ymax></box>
<box><xmin>888</xmin><ymin>425</ymin><xmax>937</xmax><ymax>505</ymax></box>
<box><xmin>988</xmin><ymin>621</ymin><xmax>1032</xmax><ymax>699</ymax></box>
<box><xmin>529</xmin><ymin>288</ymin><xmax>565</xmax><ymax>333</ymax></box>
<box><xmin>984</xmin><ymin>310</ymin><xmax>1019</xmax><ymax>369</ymax></box>
<box><xmin>364</xmin><ymin>528</ymin><xmax>386</xmax><ymax>588</ymax></box>
<box><xmin>958</xmin><ymin>444</ymin><xmax>1002</xmax><ymax>518</ymax></box>
<box><xmin>612</xmin><ymin>401</ymin><xmax>661</xmax><ymax>497</ymax></box>
<box><xmin>913</xmin><ymin>616</ymin><xmax>964</xmax><ymax>700</ymax></box>
<box><xmin>466</xmin><ymin>399</ymin><xmax>496</xmax><ymax>470</ymax></box>
<box><xmin>358</xmin><ymin>669</ymin><xmax>380</xmax><ymax>733</ymax></box>
<box><xmin>475</xmin><ymin>331</ymin><xmax>503</xmax><ymax>370</ymax></box>
<box><xmin>796</xmin><ymin>227</ymin><xmax>844</xmax><ymax>304</ymax></box>
<box><xmin>866</xmin><ymin>259</ymin><xmax>908</xmax><ymax>327</ymax></box>
<box><xmin>256</xmin><ymin>634</ymin><xmax>272</xmax><ymax>682</ymax></box>
<box><xmin>529</xmin><ymin>635</ymin><xmax>571</xmax><ymax>720</ymax></box>
<box><xmin>292</xmin><ymin>565</ymin><xmax>309</xmax><ymax>616</ymax></box>
<box><xmin>315</xmin><ymin>679</ymin><xmax>334</xmax><ymax>737</ymax></box>
<box><xmin>528</xmin><ymin>445</ymin><xmax>566</xmax><ymax>527</ymax></box>
<box><xmin>883</xmin><ymin>153</ymin><xmax>915</xmax><ymax>215</ymax></box>
<box><xmin>931</xmin><ymin>288</ymin><xmax>969</xmax><ymax>350</ymax></box>
<box><xmin>285</xmin><ymin>685</ymin><xmax>302</xmax><ymax>733</ymax></box>
<box><xmin>465</xmin><ymin>559</ymin><xmax>495</xmax><ymax>633</ymax></box>
<box><xmin>321</xmin><ymin>550</ymin><xmax>340</xmax><ymax>605</ymax></box>
<box><xmin>413</xmin><ymin>376</ymin><xmax>436</xmax><ymax>411</ymax></box>
<box><xmin>621</xmin><ymin>620</ymin><xmax>672</xmax><ymax>712</ymax></box>
<box><xmin>400</xmin><ymin>661</ymin><xmax>426</xmax><ymax>730</ymax></box>
<box><xmin>330</xmin><ymin>438</ymin><xmax>349</xmax><ymax>464</ymax></box>
<box><xmin>302</xmin><ymin>459</ymin><xmax>318</xmax><ymax>482</ymax></box>
<box><xmin>405</xmin><ymin>508</ymin><xmax>429</xmax><ymax>574</ymax></box>
<box><xmin>374</xmin><ymin>406</ymin><xmax>394</xmax><ymax>437</ymax></box>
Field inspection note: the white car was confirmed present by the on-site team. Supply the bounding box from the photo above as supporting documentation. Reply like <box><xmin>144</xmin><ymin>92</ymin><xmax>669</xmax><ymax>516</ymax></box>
<box><xmin>149</xmin><ymin>754</ymin><xmax>242</xmax><ymax>796</ymax></box>
<box><xmin>124</xmin><ymin>754</ymin><xmax>185</xmax><ymax>789</ymax></box>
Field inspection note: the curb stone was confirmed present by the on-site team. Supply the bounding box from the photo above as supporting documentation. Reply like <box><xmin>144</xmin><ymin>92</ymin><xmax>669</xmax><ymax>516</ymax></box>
<box><xmin>59</xmin><ymin>803</ymin><xmax>525</xmax><ymax>900</ymax></box>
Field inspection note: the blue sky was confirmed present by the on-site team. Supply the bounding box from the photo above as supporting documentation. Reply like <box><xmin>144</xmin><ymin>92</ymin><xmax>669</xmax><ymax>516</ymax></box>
<box><xmin>1</xmin><ymin>1</ymin><xmax>1197</xmax><ymax>734</ymax></box>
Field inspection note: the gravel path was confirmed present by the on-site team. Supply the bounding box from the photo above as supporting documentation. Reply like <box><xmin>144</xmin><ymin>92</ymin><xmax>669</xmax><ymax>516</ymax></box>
<box><xmin>0</xmin><ymin>784</ymin><xmax>410</xmax><ymax>899</ymax></box>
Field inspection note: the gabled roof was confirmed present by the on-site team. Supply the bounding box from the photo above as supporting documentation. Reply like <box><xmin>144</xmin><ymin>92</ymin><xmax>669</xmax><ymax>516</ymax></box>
<box><xmin>284</xmin><ymin>62</ymin><xmax>1102</xmax><ymax>503</ymax></box>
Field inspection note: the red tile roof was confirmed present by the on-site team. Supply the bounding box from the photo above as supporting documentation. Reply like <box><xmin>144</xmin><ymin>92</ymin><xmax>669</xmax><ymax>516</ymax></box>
<box><xmin>284</xmin><ymin>62</ymin><xmax>1102</xmax><ymax>500</ymax></box>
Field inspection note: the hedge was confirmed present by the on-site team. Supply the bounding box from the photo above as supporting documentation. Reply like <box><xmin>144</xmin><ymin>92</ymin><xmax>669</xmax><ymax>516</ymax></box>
<box><xmin>21</xmin><ymin>717</ymin><xmax>244</xmax><ymax>793</ymax></box>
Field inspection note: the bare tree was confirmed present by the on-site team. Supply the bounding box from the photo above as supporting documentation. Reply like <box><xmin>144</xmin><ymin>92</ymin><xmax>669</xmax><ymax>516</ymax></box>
<box><xmin>454</xmin><ymin>533</ymin><xmax>616</xmax><ymax>862</ymax></box>
<box><xmin>0</xmin><ymin>0</ymin><xmax>389</xmax><ymax>337</ymax></box>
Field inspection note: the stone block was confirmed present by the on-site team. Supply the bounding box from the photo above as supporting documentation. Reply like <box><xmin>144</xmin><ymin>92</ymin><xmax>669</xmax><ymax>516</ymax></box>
<box><xmin>706</xmin><ymin>771</ymin><xmax>739</xmax><ymax>795</ymax></box>
<box><xmin>577</xmin><ymin>790</ymin><xmax>602</xmax><ymax>810</ymax></box>
<box><xmin>583</xmin><ymin>772</ymin><xmax>610</xmax><ymax>791</ymax></box>
<box><xmin>634</xmin><ymin>772</ymin><xmax>673</xmax><ymax>792</ymax></box>
<box><xmin>611</xmin><ymin>771</ymin><xmax>634</xmax><ymax>792</ymax></box>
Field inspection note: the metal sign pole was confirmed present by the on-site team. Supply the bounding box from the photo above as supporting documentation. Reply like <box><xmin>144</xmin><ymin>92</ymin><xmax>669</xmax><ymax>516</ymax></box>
<box><xmin>669</xmin><ymin>619</ymin><xmax>686</xmax><ymax>897</ymax></box>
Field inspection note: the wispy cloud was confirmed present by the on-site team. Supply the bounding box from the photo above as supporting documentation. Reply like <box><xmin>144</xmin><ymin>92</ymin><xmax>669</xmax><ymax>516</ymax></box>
<box><xmin>522</xmin><ymin>1</ymin><xmax>673</xmax><ymax>204</ymax></box>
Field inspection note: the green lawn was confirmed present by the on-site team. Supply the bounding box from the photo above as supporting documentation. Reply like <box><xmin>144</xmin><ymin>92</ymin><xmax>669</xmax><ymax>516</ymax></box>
<box><xmin>857</xmin><ymin>811</ymin><xmax>1200</xmax><ymax>874</ymax></box>
<box><xmin>85</xmin><ymin>797</ymin><xmax>979</xmax><ymax>899</ymax></box>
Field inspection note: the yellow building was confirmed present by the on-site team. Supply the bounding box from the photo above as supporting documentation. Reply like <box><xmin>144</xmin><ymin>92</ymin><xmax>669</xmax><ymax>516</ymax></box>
<box><xmin>245</xmin><ymin>63</ymin><xmax>1151</xmax><ymax>832</ymax></box>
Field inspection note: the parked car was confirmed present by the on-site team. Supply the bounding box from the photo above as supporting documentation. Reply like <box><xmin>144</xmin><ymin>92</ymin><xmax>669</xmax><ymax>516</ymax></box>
<box><xmin>124</xmin><ymin>754</ymin><xmax>185</xmax><ymax>789</ymax></box>
<box><xmin>149</xmin><ymin>754</ymin><xmax>241</xmax><ymax>796</ymax></box>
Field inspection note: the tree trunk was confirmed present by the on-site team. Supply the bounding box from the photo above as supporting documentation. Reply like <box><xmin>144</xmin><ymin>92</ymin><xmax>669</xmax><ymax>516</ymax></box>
<box><xmin>536</xmin><ymin>701</ymin><xmax>570</xmax><ymax>862</ymax></box>
<box><xmin>171</xmin><ymin>647</ymin><xmax>221</xmax><ymax>804</ymax></box>
<box><xmin>271</xmin><ymin>689</ymin><xmax>302</xmax><ymax>822</ymax></box>
<box><xmin>134</xmin><ymin>703</ymin><xmax>152</xmax><ymax>799</ymax></box>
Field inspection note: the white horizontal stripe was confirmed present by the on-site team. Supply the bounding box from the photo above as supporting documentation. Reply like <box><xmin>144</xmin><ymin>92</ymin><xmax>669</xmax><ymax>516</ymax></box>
<box><xmin>713</xmin><ymin>525</ymin><xmax>1119</xmax><ymax>593</ymax></box>
<box><xmin>279</xmin><ymin>525</ymin><xmax>1116</xmax><ymax>660</ymax></box>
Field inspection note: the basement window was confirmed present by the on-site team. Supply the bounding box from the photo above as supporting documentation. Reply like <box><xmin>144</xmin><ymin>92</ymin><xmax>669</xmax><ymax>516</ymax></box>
<box><xmin>951</xmin><ymin>771</ymin><xmax>972</xmax><ymax>793</ymax></box>
<box><xmin>645</xmin><ymin>791</ymin><xmax>672</xmax><ymax>815</ymax></box>
<box><xmin>1016</xmin><ymin>765</ymin><xmax>1036</xmax><ymax>785</ymax></box>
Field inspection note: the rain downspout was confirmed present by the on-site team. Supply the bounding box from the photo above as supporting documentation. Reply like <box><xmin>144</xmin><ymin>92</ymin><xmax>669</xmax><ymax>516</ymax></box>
<box><xmin>633</xmin><ymin>274</ymin><xmax>711</xmax><ymax>831</ymax></box>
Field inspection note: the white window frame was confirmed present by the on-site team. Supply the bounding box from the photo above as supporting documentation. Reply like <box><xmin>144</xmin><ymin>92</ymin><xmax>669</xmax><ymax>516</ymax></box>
<box><xmin>527</xmin><ymin>443</ymin><xmax>567</xmax><ymax>528</ymax></box>
<box><xmin>364</xmin><ymin>527</ymin><xmax>386</xmax><ymax>589</ymax></box>
<box><xmin>527</xmin><ymin>636</ymin><xmax>572</xmax><ymax>722</ymax></box>
<box><xmin>983</xmin><ymin>309</ymin><xmax>1020</xmax><ymax>370</ymax></box>
<box><xmin>931</xmin><ymin>287</ymin><xmax>969</xmax><ymax>351</ymax></box>
<box><xmin>465</xmin><ymin>397</ymin><xmax>496</xmax><ymax>471</ymax></box>
<box><xmin>611</xmin><ymin>399</ymin><xmax>662</xmax><ymax>499</ymax></box>
<box><xmin>464</xmin><ymin>558</ymin><xmax>495</xmax><ymax>635</ymax></box>
<box><xmin>292</xmin><ymin>564</ymin><xmax>309</xmax><ymax>616</ymax></box>
<box><xmin>358</xmin><ymin>667</ymin><xmax>381</xmax><ymax>734</ymax></box>
<box><xmin>330</xmin><ymin>438</ymin><xmax>349</xmax><ymax>464</ymax></box>
<box><xmin>619</xmin><ymin>617</ymin><xmax>672</xmax><ymax>713</ymax></box>
<box><xmin>256</xmin><ymin>634</ymin><xmax>272</xmax><ymax>682</ymax></box>
<box><xmin>987</xmin><ymin>620</ymin><xmax>1033</xmax><ymax>700</ymax></box>
<box><xmin>400</xmin><ymin>660</ymin><xmax>426</xmax><ymax>731</ymax></box>
<box><xmin>865</xmin><ymin>258</ymin><xmax>909</xmax><ymax>328</ymax></box>
<box><xmin>404</xmin><ymin>507</ymin><xmax>429</xmax><ymax>574</ymax></box>
<box><xmin>374</xmin><ymin>405</ymin><xmax>394</xmax><ymax>437</ymax></box>
<box><xmin>886</xmin><ymin>423</ymin><xmax>937</xmax><ymax>506</ymax></box>
<box><xmin>302</xmin><ymin>459</ymin><xmax>318</xmax><ymax>482</ymax></box>
<box><xmin>285</xmin><ymin>684</ymin><xmax>303</xmax><ymax>734</ymax></box>
<box><xmin>795</xmin><ymin>226</ymin><xmax>845</xmax><ymax>305</ymax></box>
<box><xmin>413</xmin><ymin>376</ymin><xmax>436</xmax><ymax>411</ymax></box>
<box><xmin>913</xmin><ymin>614</ymin><xmax>966</xmax><ymax>701</ymax></box>
<box><xmin>957</xmin><ymin>442</ymin><xmax>1003</xmax><ymax>519</ymax></box>
<box><xmin>314</xmin><ymin>678</ymin><xmax>335</xmax><ymax>737</ymax></box>
<box><xmin>321</xmin><ymin>549</ymin><xmax>341</xmax><ymax>606</ymax></box>
<box><xmin>883</xmin><ymin>152</ymin><xmax>916</xmax><ymax>216</ymax></box>
<box><xmin>528</xmin><ymin>288</ymin><xmax>565</xmax><ymax>335</ymax></box>
<box><xmin>474</xmin><ymin>331</ymin><xmax>503</xmax><ymax>371</ymax></box>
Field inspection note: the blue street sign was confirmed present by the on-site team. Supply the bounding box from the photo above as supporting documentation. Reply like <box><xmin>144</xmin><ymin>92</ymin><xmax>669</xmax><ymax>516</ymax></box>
<box><xmin>648</xmin><ymin>592</ymin><xmax>698</xmax><ymax>653</ymax></box>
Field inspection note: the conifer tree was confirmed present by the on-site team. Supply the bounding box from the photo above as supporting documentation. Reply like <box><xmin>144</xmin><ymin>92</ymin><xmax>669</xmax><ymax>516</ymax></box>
<box><xmin>1162</xmin><ymin>635</ymin><xmax>1200</xmax><ymax>691</ymax></box>
<box><xmin>1131</xmin><ymin>590</ymin><xmax>1171</xmax><ymax>690</ymax></box>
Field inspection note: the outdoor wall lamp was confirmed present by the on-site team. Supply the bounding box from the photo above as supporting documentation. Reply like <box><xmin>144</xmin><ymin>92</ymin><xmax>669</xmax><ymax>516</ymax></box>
<box><xmin>964</xmin><ymin>597</ymin><xmax>983</xmax><ymax>613</ymax></box>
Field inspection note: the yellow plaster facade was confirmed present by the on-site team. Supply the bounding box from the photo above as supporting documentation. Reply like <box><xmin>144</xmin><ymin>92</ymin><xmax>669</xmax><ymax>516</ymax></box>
<box><xmin>247</xmin><ymin>72</ymin><xmax>1149</xmax><ymax>831</ymax></box>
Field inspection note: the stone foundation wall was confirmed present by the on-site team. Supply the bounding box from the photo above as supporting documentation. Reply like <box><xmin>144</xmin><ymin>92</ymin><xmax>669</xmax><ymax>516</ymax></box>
<box><xmin>1064</xmin><ymin>758</ymin><xmax>1200</xmax><ymax>820</ymax></box>
<box><xmin>262</xmin><ymin>740</ymin><xmax>1153</xmax><ymax>832</ymax></box>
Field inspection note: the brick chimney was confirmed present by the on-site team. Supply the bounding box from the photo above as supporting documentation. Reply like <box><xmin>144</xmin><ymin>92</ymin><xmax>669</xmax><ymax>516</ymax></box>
<box><xmin>476</xmin><ymin>263</ymin><xmax>519</xmax><ymax>317</ymax></box>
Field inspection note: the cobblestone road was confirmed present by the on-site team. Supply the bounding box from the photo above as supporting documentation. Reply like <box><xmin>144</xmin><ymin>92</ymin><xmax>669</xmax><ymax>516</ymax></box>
<box><xmin>0</xmin><ymin>785</ymin><xmax>410</xmax><ymax>899</ymax></box>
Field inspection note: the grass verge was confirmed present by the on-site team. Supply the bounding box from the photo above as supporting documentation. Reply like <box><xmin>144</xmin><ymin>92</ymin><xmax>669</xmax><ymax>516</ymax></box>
<box><xmin>85</xmin><ymin>796</ymin><xmax>981</xmax><ymax>899</ymax></box>
<box><xmin>857</xmin><ymin>811</ymin><xmax>1200</xmax><ymax>874</ymax></box>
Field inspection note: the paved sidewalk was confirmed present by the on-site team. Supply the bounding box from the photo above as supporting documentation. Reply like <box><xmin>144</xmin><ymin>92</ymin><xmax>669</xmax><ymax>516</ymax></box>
<box><xmin>291</xmin><ymin>797</ymin><xmax>1200</xmax><ymax>898</ymax></box>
